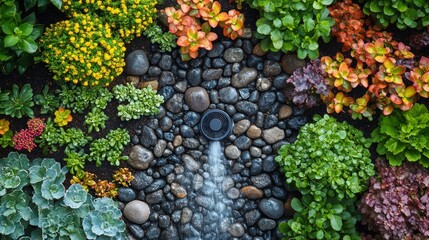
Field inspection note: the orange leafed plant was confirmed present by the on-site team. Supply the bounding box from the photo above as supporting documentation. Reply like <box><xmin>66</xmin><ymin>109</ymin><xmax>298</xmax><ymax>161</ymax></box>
<box><xmin>164</xmin><ymin>0</ymin><xmax>244</xmax><ymax>60</ymax></box>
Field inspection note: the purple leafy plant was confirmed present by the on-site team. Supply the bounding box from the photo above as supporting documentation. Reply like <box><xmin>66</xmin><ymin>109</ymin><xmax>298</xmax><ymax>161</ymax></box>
<box><xmin>359</xmin><ymin>158</ymin><xmax>429</xmax><ymax>240</ymax></box>
<box><xmin>409</xmin><ymin>27</ymin><xmax>429</xmax><ymax>50</ymax></box>
<box><xmin>284</xmin><ymin>59</ymin><xmax>329</xmax><ymax>108</ymax></box>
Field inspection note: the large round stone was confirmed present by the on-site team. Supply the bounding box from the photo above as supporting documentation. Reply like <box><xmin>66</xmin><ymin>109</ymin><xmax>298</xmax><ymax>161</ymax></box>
<box><xmin>128</xmin><ymin>145</ymin><xmax>154</xmax><ymax>170</ymax></box>
<box><xmin>262</xmin><ymin>127</ymin><xmax>285</xmax><ymax>144</ymax></box>
<box><xmin>185</xmin><ymin>87</ymin><xmax>210</xmax><ymax>112</ymax></box>
<box><xmin>281</xmin><ymin>54</ymin><xmax>306</xmax><ymax>74</ymax></box>
<box><xmin>125</xmin><ymin>50</ymin><xmax>149</xmax><ymax>75</ymax></box>
<box><xmin>258</xmin><ymin>198</ymin><xmax>284</xmax><ymax>219</ymax></box>
<box><xmin>123</xmin><ymin>200</ymin><xmax>150</xmax><ymax>224</ymax></box>
<box><xmin>231</xmin><ymin>67</ymin><xmax>258</xmax><ymax>88</ymax></box>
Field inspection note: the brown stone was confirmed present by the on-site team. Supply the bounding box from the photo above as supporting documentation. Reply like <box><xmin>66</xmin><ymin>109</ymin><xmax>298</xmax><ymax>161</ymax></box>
<box><xmin>173</xmin><ymin>135</ymin><xmax>182</xmax><ymax>147</ymax></box>
<box><xmin>278</xmin><ymin>105</ymin><xmax>293</xmax><ymax>120</ymax></box>
<box><xmin>139</xmin><ymin>80</ymin><xmax>159</xmax><ymax>90</ymax></box>
<box><xmin>171</xmin><ymin>183</ymin><xmax>187</xmax><ymax>199</ymax></box>
<box><xmin>184</xmin><ymin>87</ymin><xmax>210</xmax><ymax>112</ymax></box>
<box><xmin>281</xmin><ymin>54</ymin><xmax>306</xmax><ymax>74</ymax></box>
<box><xmin>241</xmin><ymin>186</ymin><xmax>264</xmax><ymax>199</ymax></box>
<box><xmin>126</xmin><ymin>76</ymin><xmax>140</xmax><ymax>87</ymax></box>
<box><xmin>262</xmin><ymin>127</ymin><xmax>285</xmax><ymax>144</ymax></box>
<box><xmin>246</xmin><ymin>125</ymin><xmax>262</xmax><ymax>139</ymax></box>
<box><xmin>233</xmin><ymin>119</ymin><xmax>251</xmax><ymax>135</ymax></box>
<box><xmin>253</xmin><ymin>44</ymin><xmax>267</xmax><ymax>56</ymax></box>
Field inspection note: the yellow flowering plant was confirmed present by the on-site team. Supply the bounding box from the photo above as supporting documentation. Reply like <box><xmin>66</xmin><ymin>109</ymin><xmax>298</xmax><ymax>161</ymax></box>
<box><xmin>61</xmin><ymin>0</ymin><xmax>158</xmax><ymax>43</ymax></box>
<box><xmin>0</xmin><ymin>118</ymin><xmax>10</xmax><ymax>135</ymax></box>
<box><xmin>38</xmin><ymin>14</ymin><xmax>125</xmax><ymax>87</ymax></box>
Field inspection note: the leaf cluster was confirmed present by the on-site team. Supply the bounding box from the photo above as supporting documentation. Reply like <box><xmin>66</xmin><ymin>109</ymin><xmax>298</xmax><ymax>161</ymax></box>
<box><xmin>280</xmin><ymin>195</ymin><xmax>361</xmax><ymax>240</ymax></box>
<box><xmin>362</xmin><ymin>0</ymin><xmax>429</xmax><ymax>29</ymax></box>
<box><xmin>359</xmin><ymin>159</ymin><xmax>429</xmax><ymax>239</ymax></box>
<box><xmin>57</xmin><ymin>84</ymin><xmax>113</xmax><ymax>113</ymax></box>
<box><xmin>34</xmin><ymin>85</ymin><xmax>59</xmax><ymax>114</ymax></box>
<box><xmin>0</xmin><ymin>152</ymin><xmax>127</xmax><ymax>240</ymax></box>
<box><xmin>0</xmin><ymin>84</ymin><xmax>34</xmax><ymax>118</ymax></box>
<box><xmin>284</xmin><ymin>59</ymin><xmax>329</xmax><ymax>108</ymax></box>
<box><xmin>36</xmin><ymin>120</ymin><xmax>92</xmax><ymax>154</ymax></box>
<box><xmin>409</xmin><ymin>26</ymin><xmax>429</xmax><ymax>50</ymax></box>
<box><xmin>276</xmin><ymin>115</ymin><xmax>375</xmax><ymax>239</ymax></box>
<box><xmin>250</xmin><ymin>0</ymin><xmax>334</xmax><ymax>59</ymax></box>
<box><xmin>0</xmin><ymin>0</ymin><xmax>43</xmax><ymax>74</ymax></box>
<box><xmin>113</xmin><ymin>83</ymin><xmax>164</xmax><ymax>121</ymax></box>
<box><xmin>276</xmin><ymin>114</ymin><xmax>375</xmax><ymax>201</ymax></box>
<box><xmin>84</xmin><ymin>108</ymin><xmax>109</xmax><ymax>133</ymax></box>
<box><xmin>143</xmin><ymin>23</ymin><xmax>178</xmax><ymax>52</ymax></box>
<box><xmin>165</xmin><ymin>0</ymin><xmax>244</xmax><ymax>60</ymax></box>
<box><xmin>371</xmin><ymin>103</ymin><xmax>429</xmax><ymax>167</ymax></box>
<box><xmin>328</xmin><ymin>0</ymin><xmax>366</xmax><ymax>52</ymax></box>
<box><xmin>89</xmin><ymin>128</ymin><xmax>130</xmax><ymax>167</ymax></box>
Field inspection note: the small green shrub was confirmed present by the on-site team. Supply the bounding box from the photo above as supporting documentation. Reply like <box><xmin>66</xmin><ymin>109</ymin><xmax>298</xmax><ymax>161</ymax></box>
<box><xmin>34</xmin><ymin>85</ymin><xmax>59</xmax><ymax>114</ymax></box>
<box><xmin>64</xmin><ymin>150</ymin><xmax>87</xmax><ymax>179</ymax></box>
<box><xmin>371</xmin><ymin>103</ymin><xmax>429</xmax><ymax>167</ymax></box>
<box><xmin>113</xmin><ymin>83</ymin><xmax>164</xmax><ymax>121</ymax></box>
<box><xmin>57</xmin><ymin>84</ymin><xmax>113</xmax><ymax>113</ymax></box>
<box><xmin>361</xmin><ymin>0</ymin><xmax>429</xmax><ymax>29</ymax></box>
<box><xmin>250</xmin><ymin>0</ymin><xmax>334</xmax><ymax>59</ymax></box>
<box><xmin>143</xmin><ymin>23</ymin><xmax>177</xmax><ymax>52</ymax></box>
<box><xmin>275</xmin><ymin>114</ymin><xmax>375</xmax><ymax>201</ymax></box>
<box><xmin>279</xmin><ymin>195</ymin><xmax>361</xmax><ymax>240</ymax></box>
<box><xmin>0</xmin><ymin>84</ymin><xmax>34</xmax><ymax>118</ymax></box>
<box><xmin>0</xmin><ymin>152</ymin><xmax>127</xmax><ymax>240</ymax></box>
<box><xmin>89</xmin><ymin>128</ymin><xmax>130</xmax><ymax>166</ymax></box>
<box><xmin>36</xmin><ymin>120</ymin><xmax>92</xmax><ymax>154</ymax></box>
<box><xmin>38</xmin><ymin>14</ymin><xmax>125</xmax><ymax>87</ymax></box>
<box><xmin>84</xmin><ymin>108</ymin><xmax>108</xmax><ymax>133</ymax></box>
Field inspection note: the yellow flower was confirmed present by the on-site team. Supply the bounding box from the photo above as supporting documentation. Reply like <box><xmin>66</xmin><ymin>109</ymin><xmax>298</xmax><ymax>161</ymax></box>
<box><xmin>0</xmin><ymin>118</ymin><xmax>10</xmax><ymax>135</ymax></box>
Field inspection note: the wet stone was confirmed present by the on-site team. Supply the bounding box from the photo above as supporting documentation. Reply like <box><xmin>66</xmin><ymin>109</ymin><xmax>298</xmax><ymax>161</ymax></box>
<box><xmin>258</xmin><ymin>91</ymin><xmax>277</xmax><ymax>113</ymax></box>
<box><xmin>185</xmin><ymin>87</ymin><xmax>210</xmax><ymax>113</ymax></box>
<box><xmin>224</xmin><ymin>47</ymin><xmax>244</xmax><ymax>63</ymax></box>
<box><xmin>159</xmin><ymin>71</ymin><xmax>175</xmax><ymax>87</ymax></box>
<box><xmin>219</xmin><ymin>87</ymin><xmax>239</xmax><ymax>104</ymax></box>
<box><xmin>123</xmin><ymin>200</ymin><xmax>150</xmax><ymax>224</ymax></box>
<box><xmin>159</xmin><ymin>54</ymin><xmax>172</xmax><ymax>70</ymax></box>
<box><xmin>145</xmin><ymin>179</ymin><xmax>166</xmax><ymax>193</ymax></box>
<box><xmin>234</xmin><ymin>135</ymin><xmax>252</xmax><ymax>150</ymax></box>
<box><xmin>208</xmin><ymin>42</ymin><xmax>225</xmax><ymax>58</ymax></box>
<box><xmin>146</xmin><ymin>190</ymin><xmax>164</xmax><ymax>204</ymax></box>
<box><xmin>159</xmin><ymin>164</ymin><xmax>174</xmax><ymax>176</ymax></box>
<box><xmin>250</xmin><ymin>158</ymin><xmax>263</xmax><ymax>174</ymax></box>
<box><xmin>118</xmin><ymin>187</ymin><xmax>136</xmax><ymax>203</ymax></box>
<box><xmin>146</xmin><ymin>225</ymin><xmax>160</xmax><ymax>240</ymax></box>
<box><xmin>129</xmin><ymin>145</ymin><xmax>154</xmax><ymax>170</ymax></box>
<box><xmin>154</xmin><ymin>139</ymin><xmax>167</xmax><ymax>158</ymax></box>
<box><xmin>233</xmin><ymin>119</ymin><xmax>251</xmax><ymax>135</ymax></box>
<box><xmin>166</xmin><ymin>93</ymin><xmax>184</xmax><ymax>113</ymax></box>
<box><xmin>187</xmin><ymin>68</ymin><xmax>202</xmax><ymax>87</ymax></box>
<box><xmin>263</xmin><ymin>60</ymin><xmax>282</xmax><ymax>77</ymax></box>
<box><xmin>229</xmin><ymin>223</ymin><xmax>245</xmax><ymax>237</ymax></box>
<box><xmin>258</xmin><ymin>218</ymin><xmax>276</xmax><ymax>231</ymax></box>
<box><xmin>258</xmin><ymin>198</ymin><xmax>284</xmax><ymax>219</ymax></box>
<box><xmin>245</xmin><ymin>209</ymin><xmax>261</xmax><ymax>226</ymax></box>
<box><xmin>161</xmin><ymin>226</ymin><xmax>179</xmax><ymax>240</ymax></box>
<box><xmin>241</xmin><ymin>186</ymin><xmax>264</xmax><ymax>199</ymax></box>
<box><xmin>272</xmin><ymin>73</ymin><xmax>289</xmax><ymax>90</ymax></box>
<box><xmin>231</xmin><ymin>67</ymin><xmax>258</xmax><ymax>88</ymax></box>
<box><xmin>236</xmin><ymin>101</ymin><xmax>258</xmax><ymax>116</ymax></box>
<box><xmin>288</xmin><ymin>116</ymin><xmax>307</xmax><ymax>130</ymax></box>
<box><xmin>202</xmin><ymin>68</ymin><xmax>223</xmax><ymax>81</ymax></box>
<box><xmin>129</xmin><ymin>224</ymin><xmax>145</xmax><ymax>239</ymax></box>
<box><xmin>251</xmin><ymin>174</ymin><xmax>272</xmax><ymax>188</ymax></box>
<box><xmin>184</xmin><ymin>111</ymin><xmax>200</xmax><ymax>127</ymax></box>
<box><xmin>262</xmin><ymin>156</ymin><xmax>276</xmax><ymax>172</ymax></box>
<box><xmin>126</xmin><ymin>50</ymin><xmax>149</xmax><ymax>75</ymax></box>
<box><xmin>171</xmin><ymin>182</ymin><xmax>187</xmax><ymax>199</ymax></box>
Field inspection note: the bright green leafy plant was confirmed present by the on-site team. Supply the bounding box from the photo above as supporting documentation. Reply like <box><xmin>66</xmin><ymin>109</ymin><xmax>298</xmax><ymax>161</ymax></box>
<box><xmin>57</xmin><ymin>84</ymin><xmax>113</xmax><ymax>113</ymax></box>
<box><xmin>113</xmin><ymin>83</ymin><xmax>164</xmax><ymax>121</ymax></box>
<box><xmin>361</xmin><ymin>0</ymin><xmax>429</xmax><ymax>29</ymax></box>
<box><xmin>371</xmin><ymin>103</ymin><xmax>429</xmax><ymax>167</ymax></box>
<box><xmin>279</xmin><ymin>195</ymin><xmax>361</xmax><ymax>240</ymax></box>
<box><xmin>0</xmin><ymin>84</ymin><xmax>34</xmax><ymax>118</ymax></box>
<box><xmin>250</xmin><ymin>0</ymin><xmax>334</xmax><ymax>59</ymax></box>
<box><xmin>275</xmin><ymin>114</ymin><xmax>375</xmax><ymax>201</ymax></box>
<box><xmin>89</xmin><ymin>128</ymin><xmax>130</xmax><ymax>166</ymax></box>
<box><xmin>0</xmin><ymin>0</ymin><xmax>44</xmax><ymax>74</ymax></box>
<box><xmin>34</xmin><ymin>85</ymin><xmax>59</xmax><ymax>114</ymax></box>
<box><xmin>64</xmin><ymin>150</ymin><xmax>87</xmax><ymax>179</ymax></box>
<box><xmin>54</xmin><ymin>107</ymin><xmax>73</xmax><ymax>126</ymax></box>
<box><xmin>143</xmin><ymin>24</ymin><xmax>177</xmax><ymax>52</ymax></box>
<box><xmin>84</xmin><ymin>108</ymin><xmax>108</xmax><ymax>133</ymax></box>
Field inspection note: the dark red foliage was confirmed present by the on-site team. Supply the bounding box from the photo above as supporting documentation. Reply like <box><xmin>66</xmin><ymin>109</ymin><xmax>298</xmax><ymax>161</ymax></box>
<box><xmin>359</xmin><ymin>159</ymin><xmax>429</xmax><ymax>240</ymax></box>
<box><xmin>409</xmin><ymin>27</ymin><xmax>429</xmax><ymax>50</ymax></box>
<box><xmin>284</xmin><ymin>59</ymin><xmax>329</xmax><ymax>108</ymax></box>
